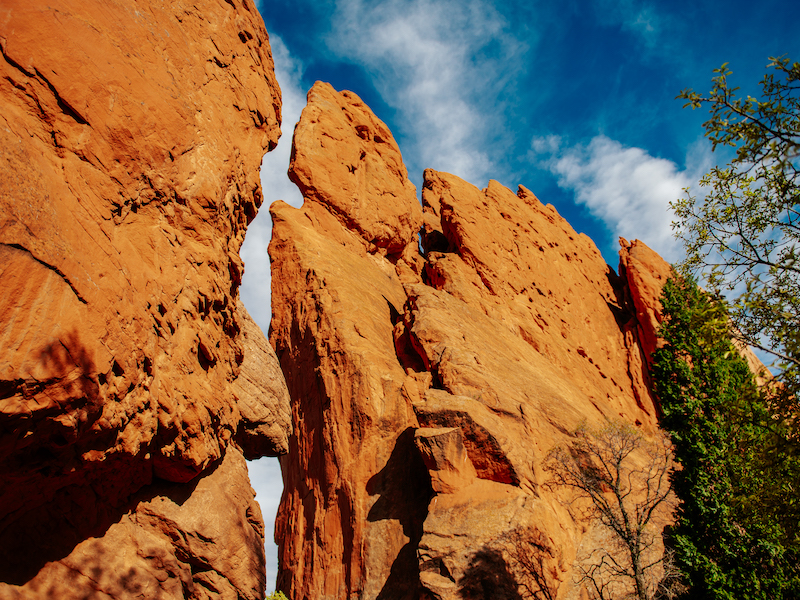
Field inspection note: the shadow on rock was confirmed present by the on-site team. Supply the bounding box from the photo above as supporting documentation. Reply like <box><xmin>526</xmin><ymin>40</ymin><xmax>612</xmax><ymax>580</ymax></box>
<box><xmin>367</xmin><ymin>428</ymin><xmax>433</xmax><ymax>600</ymax></box>
<box><xmin>0</xmin><ymin>453</ymin><xmax>218</xmax><ymax>586</ymax></box>
<box><xmin>458</xmin><ymin>548</ymin><xmax>523</xmax><ymax>600</ymax></box>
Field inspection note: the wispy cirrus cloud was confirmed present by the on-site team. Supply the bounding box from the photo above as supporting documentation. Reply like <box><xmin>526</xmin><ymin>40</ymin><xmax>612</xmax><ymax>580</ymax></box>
<box><xmin>327</xmin><ymin>0</ymin><xmax>530</xmax><ymax>185</ymax></box>
<box><xmin>532</xmin><ymin>134</ymin><xmax>711</xmax><ymax>261</ymax></box>
<box><xmin>591</xmin><ymin>0</ymin><xmax>667</xmax><ymax>50</ymax></box>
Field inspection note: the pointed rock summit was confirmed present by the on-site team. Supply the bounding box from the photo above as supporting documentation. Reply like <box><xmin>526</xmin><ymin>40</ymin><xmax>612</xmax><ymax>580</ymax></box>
<box><xmin>289</xmin><ymin>82</ymin><xmax>423</xmax><ymax>258</ymax></box>
<box><xmin>270</xmin><ymin>82</ymin><xmax>673</xmax><ymax>599</ymax></box>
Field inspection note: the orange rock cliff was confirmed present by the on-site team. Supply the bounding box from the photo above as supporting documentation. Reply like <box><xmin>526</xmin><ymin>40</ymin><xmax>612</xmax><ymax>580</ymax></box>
<box><xmin>0</xmin><ymin>0</ymin><xmax>290</xmax><ymax>597</ymax></box>
<box><xmin>270</xmin><ymin>82</ymin><xmax>673</xmax><ymax>600</ymax></box>
<box><xmin>0</xmin><ymin>1</ymin><xmax>677</xmax><ymax>598</ymax></box>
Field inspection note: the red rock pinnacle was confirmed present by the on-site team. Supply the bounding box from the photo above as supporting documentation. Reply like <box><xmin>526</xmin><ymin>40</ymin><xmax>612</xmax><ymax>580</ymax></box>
<box><xmin>270</xmin><ymin>82</ymin><xmax>673</xmax><ymax>599</ymax></box>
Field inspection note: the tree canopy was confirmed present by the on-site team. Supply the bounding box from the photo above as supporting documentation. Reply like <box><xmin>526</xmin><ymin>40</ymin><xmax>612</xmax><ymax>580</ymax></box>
<box><xmin>673</xmin><ymin>56</ymin><xmax>800</xmax><ymax>411</ymax></box>
<box><xmin>652</xmin><ymin>274</ymin><xmax>800</xmax><ymax>599</ymax></box>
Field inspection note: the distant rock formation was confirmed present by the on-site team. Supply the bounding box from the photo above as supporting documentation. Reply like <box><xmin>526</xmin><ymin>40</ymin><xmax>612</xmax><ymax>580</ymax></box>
<box><xmin>270</xmin><ymin>82</ymin><xmax>673</xmax><ymax>599</ymax></box>
<box><xmin>0</xmin><ymin>0</ymin><xmax>290</xmax><ymax>597</ymax></box>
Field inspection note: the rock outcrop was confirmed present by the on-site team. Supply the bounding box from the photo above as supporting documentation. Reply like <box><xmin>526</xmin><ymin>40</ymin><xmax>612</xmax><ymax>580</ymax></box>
<box><xmin>0</xmin><ymin>0</ymin><xmax>290</xmax><ymax>597</ymax></box>
<box><xmin>618</xmin><ymin>238</ymin><xmax>674</xmax><ymax>372</ymax></box>
<box><xmin>270</xmin><ymin>82</ymin><xmax>673</xmax><ymax>599</ymax></box>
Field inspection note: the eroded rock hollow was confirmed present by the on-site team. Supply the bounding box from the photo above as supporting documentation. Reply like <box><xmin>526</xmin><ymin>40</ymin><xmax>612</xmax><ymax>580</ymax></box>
<box><xmin>270</xmin><ymin>82</ymin><xmax>673</xmax><ymax>600</ymax></box>
<box><xmin>0</xmin><ymin>0</ymin><xmax>290</xmax><ymax>597</ymax></box>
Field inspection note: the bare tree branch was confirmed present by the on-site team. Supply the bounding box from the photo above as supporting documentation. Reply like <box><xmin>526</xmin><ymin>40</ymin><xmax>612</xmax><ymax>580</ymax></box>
<box><xmin>544</xmin><ymin>422</ymin><xmax>682</xmax><ymax>600</ymax></box>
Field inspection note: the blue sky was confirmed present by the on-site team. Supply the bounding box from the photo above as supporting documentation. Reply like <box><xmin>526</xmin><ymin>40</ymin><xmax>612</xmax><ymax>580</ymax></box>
<box><xmin>240</xmin><ymin>0</ymin><xmax>800</xmax><ymax>590</ymax></box>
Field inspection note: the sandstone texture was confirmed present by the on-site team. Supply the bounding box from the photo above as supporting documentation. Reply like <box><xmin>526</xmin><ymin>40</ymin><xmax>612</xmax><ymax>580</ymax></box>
<box><xmin>0</xmin><ymin>0</ymin><xmax>290</xmax><ymax>597</ymax></box>
<box><xmin>234</xmin><ymin>300</ymin><xmax>292</xmax><ymax>460</ymax></box>
<box><xmin>618</xmin><ymin>238</ymin><xmax>674</xmax><ymax>371</ymax></box>
<box><xmin>270</xmin><ymin>82</ymin><xmax>673</xmax><ymax>599</ymax></box>
<box><xmin>0</xmin><ymin>448</ymin><xmax>266</xmax><ymax>600</ymax></box>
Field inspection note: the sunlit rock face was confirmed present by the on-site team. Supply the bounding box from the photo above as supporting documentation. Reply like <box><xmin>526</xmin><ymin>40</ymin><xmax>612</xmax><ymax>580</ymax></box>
<box><xmin>0</xmin><ymin>0</ymin><xmax>290</xmax><ymax>596</ymax></box>
<box><xmin>270</xmin><ymin>81</ymin><xmax>672</xmax><ymax>600</ymax></box>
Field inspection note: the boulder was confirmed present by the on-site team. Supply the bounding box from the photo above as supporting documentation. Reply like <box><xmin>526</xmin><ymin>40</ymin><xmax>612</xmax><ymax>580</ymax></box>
<box><xmin>413</xmin><ymin>427</ymin><xmax>477</xmax><ymax>493</ymax></box>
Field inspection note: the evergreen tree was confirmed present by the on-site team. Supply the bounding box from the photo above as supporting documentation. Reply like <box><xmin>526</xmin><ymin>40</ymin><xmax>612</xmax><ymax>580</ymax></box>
<box><xmin>652</xmin><ymin>275</ymin><xmax>800</xmax><ymax>599</ymax></box>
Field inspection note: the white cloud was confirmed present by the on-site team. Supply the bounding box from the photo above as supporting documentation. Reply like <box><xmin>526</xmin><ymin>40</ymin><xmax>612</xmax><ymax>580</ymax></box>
<box><xmin>533</xmin><ymin>134</ymin><xmax>711</xmax><ymax>261</ymax></box>
<box><xmin>531</xmin><ymin>134</ymin><xmax>562</xmax><ymax>155</ymax></box>
<box><xmin>238</xmin><ymin>33</ymin><xmax>305</xmax><ymax>594</ymax></box>
<box><xmin>593</xmin><ymin>0</ymin><xmax>664</xmax><ymax>49</ymax></box>
<box><xmin>327</xmin><ymin>0</ymin><xmax>529</xmax><ymax>185</ymax></box>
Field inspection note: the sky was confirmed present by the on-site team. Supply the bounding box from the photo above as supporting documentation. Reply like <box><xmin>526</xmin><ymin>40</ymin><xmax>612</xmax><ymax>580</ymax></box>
<box><xmin>239</xmin><ymin>0</ymin><xmax>800</xmax><ymax>590</ymax></box>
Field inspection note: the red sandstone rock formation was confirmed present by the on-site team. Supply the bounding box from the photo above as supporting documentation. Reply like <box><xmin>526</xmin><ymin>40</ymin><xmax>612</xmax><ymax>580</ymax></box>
<box><xmin>618</xmin><ymin>238</ymin><xmax>674</xmax><ymax>371</ymax></box>
<box><xmin>270</xmin><ymin>82</ymin><xmax>427</xmax><ymax>600</ymax></box>
<box><xmin>0</xmin><ymin>0</ymin><xmax>289</xmax><ymax>597</ymax></box>
<box><xmin>270</xmin><ymin>82</ymin><xmax>673</xmax><ymax>600</ymax></box>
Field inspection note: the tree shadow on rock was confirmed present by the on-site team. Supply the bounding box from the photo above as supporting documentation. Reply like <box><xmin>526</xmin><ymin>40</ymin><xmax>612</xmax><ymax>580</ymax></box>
<box><xmin>367</xmin><ymin>428</ymin><xmax>433</xmax><ymax>600</ymax></box>
<box><xmin>501</xmin><ymin>527</ymin><xmax>559</xmax><ymax>600</ymax></box>
<box><xmin>458</xmin><ymin>548</ymin><xmax>524</xmax><ymax>600</ymax></box>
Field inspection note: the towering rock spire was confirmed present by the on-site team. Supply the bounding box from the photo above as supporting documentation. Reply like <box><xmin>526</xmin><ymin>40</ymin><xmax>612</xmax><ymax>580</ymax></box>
<box><xmin>271</xmin><ymin>81</ymin><xmax>672</xmax><ymax>600</ymax></box>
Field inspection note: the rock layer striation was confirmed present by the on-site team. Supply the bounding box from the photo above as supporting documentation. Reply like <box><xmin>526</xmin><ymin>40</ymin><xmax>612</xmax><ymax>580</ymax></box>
<box><xmin>0</xmin><ymin>0</ymin><xmax>290</xmax><ymax>597</ymax></box>
<box><xmin>271</xmin><ymin>82</ymin><xmax>673</xmax><ymax>599</ymax></box>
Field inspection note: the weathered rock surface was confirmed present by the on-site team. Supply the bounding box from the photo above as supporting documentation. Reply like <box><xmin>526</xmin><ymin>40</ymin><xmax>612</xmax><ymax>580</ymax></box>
<box><xmin>0</xmin><ymin>0</ymin><xmax>290</xmax><ymax>596</ymax></box>
<box><xmin>271</xmin><ymin>83</ymin><xmax>428</xmax><ymax>600</ymax></box>
<box><xmin>618</xmin><ymin>238</ymin><xmax>674</xmax><ymax>371</ymax></box>
<box><xmin>288</xmin><ymin>82</ymin><xmax>422</xmax><ymax>258</ymax></box>
<box><xmin>271</xmin><ymin>82</ymin><xmax>673</xmax><ymax>599</ymax></box>
<box><xmin>0</xmin><ymin>448</ymin><xmax>265</xmax><ymax>600</ymax></box>
<box><xmin>413</xmin><ymin>426</ymin><xmax>477</xmax><ymax>494</ymax></box>
<box><xmin>234</xmin><ymin>300</ymin><xmax>293</xmax><ymax>459</ymax></box>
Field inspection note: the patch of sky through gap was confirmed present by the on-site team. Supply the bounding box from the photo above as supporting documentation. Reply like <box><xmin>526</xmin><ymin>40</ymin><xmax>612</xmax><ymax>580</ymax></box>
<box><xmin>239</xmin><ymin>33</ymin><xmax>306</xmax><ymax>594</ymax></box>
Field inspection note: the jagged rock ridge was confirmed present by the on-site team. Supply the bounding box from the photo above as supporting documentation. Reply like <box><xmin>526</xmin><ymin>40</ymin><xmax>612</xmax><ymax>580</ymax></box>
<box><xmin>270</xmin><ymin>81</ymin><xmax>673</xmax><ymax>599</ymax></box>
<box><xmin>0</xmin><ymin>0</ymin><xmax>290</xmax><ymax>597</ymax></box>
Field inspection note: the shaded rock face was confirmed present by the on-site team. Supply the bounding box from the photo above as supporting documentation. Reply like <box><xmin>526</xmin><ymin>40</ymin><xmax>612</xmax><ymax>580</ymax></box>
<box><xmin>0</xmin><ymin>0</ymin><xmax>290</xmax><ymax>597</ymax></box>
<box><xmin>271</xmin><ymin>82</ymin><xmax>672</xmax><ymax>599</ymax></box>
<box><xmin>235</xmin><ymin>300</ymin><xmax>293</xmax><ymax>460</ymax></box>
<box><xmin>0</xmin><ymin>449</ymin><xmax>267</xmax><ymax>600</ymax></box>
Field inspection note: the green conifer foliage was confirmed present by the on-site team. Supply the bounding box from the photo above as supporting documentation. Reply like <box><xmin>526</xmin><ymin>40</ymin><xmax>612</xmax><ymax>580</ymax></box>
<box><xmin>652</xmin><ymin>275</ymin><xmax>800</xmax><ymax>599</ymax></box>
